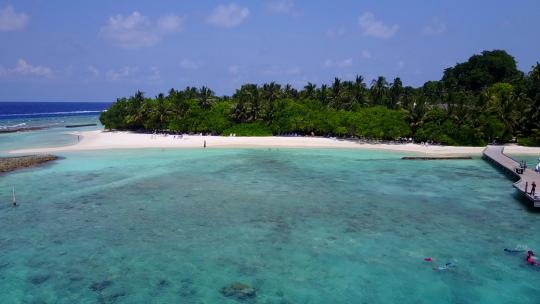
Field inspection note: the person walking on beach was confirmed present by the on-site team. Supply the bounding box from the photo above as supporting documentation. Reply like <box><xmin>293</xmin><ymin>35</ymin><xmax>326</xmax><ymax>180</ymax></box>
<box><xmin>530</xmin><ymin>181</ymin><xmax>536</xmax><ymax>196</ymax></box>
<box><xmin>203</xmin><ymin>140</ymin><xmax>206</xmax><ymax>149</ymax></box>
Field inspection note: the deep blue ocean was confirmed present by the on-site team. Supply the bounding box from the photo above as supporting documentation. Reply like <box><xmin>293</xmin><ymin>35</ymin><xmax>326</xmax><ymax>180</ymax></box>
<box><xmin>0</xmin><ymin>102</ymin><xmax>111</xmax><ymax>120</ymax></box>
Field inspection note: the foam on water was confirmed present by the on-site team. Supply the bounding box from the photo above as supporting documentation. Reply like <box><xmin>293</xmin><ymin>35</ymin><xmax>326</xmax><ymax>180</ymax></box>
<box><xmin>0</xmin><ymin>123</ymin><xmax>26</xmax><ymax>130</ymax></box>
<box><xmin>0</xmin><ymin>110</ymin><xmax>103</xmax><ymax>118</ymax></box>
<box><xmin>1</xmin><ymin>148</ymin><xmax>539</xmax><ymax>303</ymax></box>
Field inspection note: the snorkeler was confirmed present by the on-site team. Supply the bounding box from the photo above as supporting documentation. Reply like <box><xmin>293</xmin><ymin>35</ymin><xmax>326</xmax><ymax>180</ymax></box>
<box><xmin>434</xmin><ymin>262</ymin><xmax>457</xmax><ymax>271</ymax></box>
<box><xmin>504</xmin><ymin>246</ymin><xmax>528</xmax><ymax>253</ymax></box>
<box><xmin>526</xmin><ymin>251</ymin><xmax>540</xmax><ymax>266</ymax></box>
<box><xmin>504</xmin><ymin>248</ymin><xmax>524</xmax><ymax>253</ymax></box>
<box><xmin>426</xmin><ymin>259</ymin><xmax>457</xmax><ymax>271</ymax></box>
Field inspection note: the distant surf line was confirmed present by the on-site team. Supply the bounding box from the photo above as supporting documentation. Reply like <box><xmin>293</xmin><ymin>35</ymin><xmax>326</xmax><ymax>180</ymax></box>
<box><xmin>0</xmin><ymin>110</ymin><xmax>104</xmax><ymax>118</ymax></box>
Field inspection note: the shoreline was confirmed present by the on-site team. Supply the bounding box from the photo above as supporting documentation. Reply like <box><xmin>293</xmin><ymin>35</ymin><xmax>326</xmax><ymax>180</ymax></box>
<box><xmin>8</xmin><ymin>130</ymin><xmax>540</xmax><ymax>155</ymax></box>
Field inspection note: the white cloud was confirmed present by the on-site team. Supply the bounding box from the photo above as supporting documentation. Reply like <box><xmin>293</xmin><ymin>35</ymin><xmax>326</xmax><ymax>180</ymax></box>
<box><xmin>207</xmin><ymin>4</ymin><xmax>249</xmax><ymax>28</ymax></box>
<box><xmin>88</xmin><ymin>65</ymin><xmax>100</xmax><ymax>77</ymax></box>
<box><xmin>0</xmin><ymin>59</ymin><xmax>52</xmax><ymax>78</ymax></box>
<box><xmin>100</xmin><ymin>12</ymin><xmax>183</xmax><ymax>48</ymax></box>
<box><xmin>422</xmin><ymin>19</ymin><xmax>447</xmax><ymax>36</ymax></box>
<box><xmin>262</xmin><ymin>65</ymin><xmax>301</xmax><ymax>76</ymax></box>
<box><xmin>149</xmin><ymin>66</ymin><xmax>161</xmax><ymax>82</ymax></box>
<box><xmin>266</xmin><ymin>0</ymin><xmax>299</xmax><ymax>16</ymax></box>
<box><xmin>228</xmin><ymin>65</ymin><xmax>240</xmax><ymax>75</ymax></box>
<box><xmin>179</xmin><ymin>59</ymin><xmax>203</xmax><ymax>70</ymax></box>
<box><xmin>361</xmin><ymin>50</ymin><xmax>371</xmax><ymax>59</ymax></box>
<box><xmin>358</xmin><ymin>12</ymin><xmax>399</xmax><ymax>39</ymax></box>
<box><xmin>157</xmin><ymin>15</ymin><xmax>183</xmax><ymax>32</ymax></box>
<box><xmin>325</xmin><ymin>27</ymin><xmax>346</xmax><ymax>38</ymax></box>
<box><xmin>0</xmin><ymin>6</ymin><xmax>29</xmax><ymax>32</ymax></box>
<box><xmin>323</xmin><ymin>58</ymin><xmax>353</xmax><ymax>69</ymax></box>
<box><xmin>106</xmin><ymin>66</ymin><xmax>139</xmax><ymax>81</ymax></box>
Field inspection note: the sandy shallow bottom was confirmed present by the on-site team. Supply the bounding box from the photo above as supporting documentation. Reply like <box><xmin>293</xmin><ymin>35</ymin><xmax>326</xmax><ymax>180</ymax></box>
<box><xmin>1</xmin><ymin>148</ymin><xmax>540</xmax><ymax>303</ymax></box>
<box><xmin>10</xmin><ymin>130</ymin><xmax>540</xmax><ymax>155</ymax></box>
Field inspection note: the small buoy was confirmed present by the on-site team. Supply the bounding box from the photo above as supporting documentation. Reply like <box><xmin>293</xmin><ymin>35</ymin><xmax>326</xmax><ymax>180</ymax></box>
<box><xmin>424</xmin><ymin>258</ymin><xmax>433</xmax><ymax>262</ymax></box>
<box><xmin>12</xmin><ymin>186</ymin><xmax>17</xmax><ymax>207</ymax></box>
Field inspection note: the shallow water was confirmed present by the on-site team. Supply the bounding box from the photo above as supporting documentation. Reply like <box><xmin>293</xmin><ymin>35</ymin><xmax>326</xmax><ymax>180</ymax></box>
<box><xmin>1</xmin><ymin>145</ymin><xmax>539</xmax><ymax>303</ymax></box>
<box><xmin>0</xmin><ymin>115</ymin><xmax>102</xmax><ymax>155</ymax></box>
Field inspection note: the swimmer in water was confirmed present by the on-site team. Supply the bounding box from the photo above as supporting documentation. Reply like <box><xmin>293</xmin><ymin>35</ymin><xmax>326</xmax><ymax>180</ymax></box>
<box><xmin>526</xmin><ymin>251</ymin><xmax>539</xmax><ymax>266</ymax></box>
<box><xmin>434</xmin><ymin>262</ymin><xmax>456</xmax><ymax>271</ymax></box>
<box><xmin>504</xmin><ymin>247</ymin><xmax>527</xmax><ymax>253</ymax></box>
<box><xmin>424</xmin><ymin>257</ymin><xmax>457</xmax><ymax>271</ymax></box>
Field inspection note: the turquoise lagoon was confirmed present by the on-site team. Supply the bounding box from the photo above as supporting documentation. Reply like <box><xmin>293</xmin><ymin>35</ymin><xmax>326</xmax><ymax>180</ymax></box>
<box><xmin>0</xmin><ymin>115</ymin><xmax>102</xmax><ymax>155</ymax></box>
<box><xmin>1</xmin><ymin>122</ymin><xmax>540</xmax><ymax>303</ymax></box>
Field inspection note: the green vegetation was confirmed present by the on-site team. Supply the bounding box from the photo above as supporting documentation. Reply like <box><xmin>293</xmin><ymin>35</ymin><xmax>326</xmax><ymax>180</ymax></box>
<box><xmin>223</xmin><ymin>123</ymin><xmax>273</xmax><ymax>136</ymax></box>
<box><xmin>100</xmin><ymin>50</ymin><xmax>540</xmax><ymax>146</ymax></box>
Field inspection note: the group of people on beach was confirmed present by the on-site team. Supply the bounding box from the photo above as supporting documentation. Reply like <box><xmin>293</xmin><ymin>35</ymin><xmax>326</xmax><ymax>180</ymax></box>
<box><xmin>148</xmin><ymin>132</ymin><xmax>208</xmax><ymax>148</ymax></box>
<box><xmin>150</xmin><ymin>132</ymin><xmax>185</xmax><ymax>139</ymax></box>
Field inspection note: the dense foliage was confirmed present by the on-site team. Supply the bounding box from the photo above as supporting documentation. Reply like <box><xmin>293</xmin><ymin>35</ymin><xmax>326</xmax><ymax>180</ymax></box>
<box><xmin>100</xmin><ymin>50</ymin><xmax>540</xmax><ymax>146</ymax></box>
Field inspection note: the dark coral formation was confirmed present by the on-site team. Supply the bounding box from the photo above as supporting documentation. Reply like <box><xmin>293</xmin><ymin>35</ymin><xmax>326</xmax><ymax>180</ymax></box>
<box><xmin>221</xmin><ymin>282</ymin><xmax>256</xmax><ymax>301</ymax></box>
<box><xmin>0</xmin><ymin>155</ymin><xmax>58</xmax><ymax>174</ymax></box>
<box><xmin>90</xmin><ymin>280</ymin><xmax>113</xmax><ymax>292</ymax></box>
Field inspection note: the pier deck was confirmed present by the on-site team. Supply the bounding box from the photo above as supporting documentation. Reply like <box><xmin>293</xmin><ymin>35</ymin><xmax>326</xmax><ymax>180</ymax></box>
<box><xmin>483</xmin><ymin>145</ymin><xmax>540</xmax><ymax>207</ymax></box>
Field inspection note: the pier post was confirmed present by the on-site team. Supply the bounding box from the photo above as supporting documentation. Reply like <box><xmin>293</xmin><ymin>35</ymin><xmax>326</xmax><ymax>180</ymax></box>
<box><xmin>526</xmin><ymin>182</ymin><xmax>528</xmax><ymax>193</ymax></box>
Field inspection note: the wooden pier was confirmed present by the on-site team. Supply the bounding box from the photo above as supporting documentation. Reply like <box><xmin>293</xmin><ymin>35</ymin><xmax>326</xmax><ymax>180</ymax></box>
<box><xmin>483</xmin><ymin>145</ymin><xmax>540</xmax><ymax>208</ymax></box>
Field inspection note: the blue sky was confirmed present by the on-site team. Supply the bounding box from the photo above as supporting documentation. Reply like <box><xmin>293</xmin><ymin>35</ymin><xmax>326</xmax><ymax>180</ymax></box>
<box><xmin>0</xmin><ymin>0</ymin><xmax>539</xmax><ymax>101</ymax></box>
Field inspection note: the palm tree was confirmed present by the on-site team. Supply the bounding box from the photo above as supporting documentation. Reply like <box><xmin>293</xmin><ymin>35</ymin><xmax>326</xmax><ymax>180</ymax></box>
<box><xmin>198</xmin><ymin>86</ymin><xmax>215</xmax><ymax>110</ymax></box>
<box><xmin>261</xmin><ymin>82</ymin><xmax>282</xmax><ymax>102</ymax></box>
<box><xmin>523</xmin><ymin>64</ymin><xmax>540</xmax><ymax>130</ymax></box>
<box><xmin>318</xmin><ymin>84</ymin><xmax>329</xmax><ymax>105</ymax></box>
<box><xmin>261</xmin><ymin>82</ymin><xmax>282</xmax><ymax>123</ymax></box>
<box><xmin>167</xmin><ymin>89</ymin><xmax>189</xmax><ymax>125</ymax></box>
<box><xmin>485</xmin><ymin>83</ymin><xmax>519</xmax><ymax>140</ymax></box>
<box><xmin>353</xmin><ymin>75</ymin><xmax>368</xmax><ymax>107</ymax></box>
<box><xmin>301</xmin><ymin>82</ymin><xmax>317</xmax><ymax>100</ymax></box>
<box><xmin>125</xmin><ymin>91</ymin><xmax>146</xmax><ymax>129</ymax></box>
<box><xmin>154</xmin><ymin>93</ymin><xmax>168</xmax><ymax>130</ymax></box>
<box><xmin>370</xmin><ymin>76</ymin><xmax>389</xmax><ymax>106</ymax></box>
<box><xmin>283</xmin><ymin>84</ymin><xmax>298</xmax><ymax>99</ymax></box>
<box><xmin>183</xmin><ymin>86</ymin><xmax>199</xmax><ymax>99</ymax></box>
<box><xmin>405</xmin><ymin>97</ymin><xmax>427</xmax><ymax>136</ymax></box>
<box><xmin>329</xmin><ymin>78</ymin><xmax>343</xmax><ymax>109</ymax></box>
<box><xmin>232</xmin><ymin>84</ymin><xmax>260</xmax><ymax>122</ymax></box>
<box><xmin>389</xmin><ymin>77</ymin><xmax>403</xmax><ymax>109</ymax></box>
<box><xmin>331</xmin><ymin>78</ymin><xmax>342</xmax><ymax>97</ymax></box>
<box><xmin>341</xmin><ymin>80</ymin><xmax>356</xmax><ymax>110</ymax></box>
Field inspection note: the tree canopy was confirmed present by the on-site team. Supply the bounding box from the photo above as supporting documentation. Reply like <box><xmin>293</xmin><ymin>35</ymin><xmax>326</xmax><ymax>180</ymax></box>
<box><xmin>100</xmin><ymin>50</ymin><xmax>540</xmax><ymax>146</ymax></box>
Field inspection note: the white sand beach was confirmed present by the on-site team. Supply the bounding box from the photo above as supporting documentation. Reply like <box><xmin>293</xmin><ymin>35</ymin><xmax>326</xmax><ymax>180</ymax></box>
<box><xmin>9</xmin><ymin>130</ymin><xmax>540</xmax><ymax>155</ymax></box>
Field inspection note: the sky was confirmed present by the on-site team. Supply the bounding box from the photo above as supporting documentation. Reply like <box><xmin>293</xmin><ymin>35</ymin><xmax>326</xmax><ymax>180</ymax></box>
<box><xmin>0</xmin><ymin>0</ymin><xmax>539</xmax><ymax>102</ymax></box>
